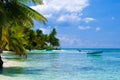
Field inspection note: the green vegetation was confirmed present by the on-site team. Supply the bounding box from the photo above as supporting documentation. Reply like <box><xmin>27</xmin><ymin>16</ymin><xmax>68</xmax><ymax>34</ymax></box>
<box><xmin>0</xmin><ymin>0</ymin><xmax>60</xmax><ymax>57</ymax></box>
<box><xmin>25</xmin><ymin>28</ymin><xmax>60</xmax><ymax>50</ymax></box>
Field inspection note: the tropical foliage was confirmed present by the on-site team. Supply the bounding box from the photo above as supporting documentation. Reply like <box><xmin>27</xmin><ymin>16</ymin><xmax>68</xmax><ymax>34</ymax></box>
<box><xmin>0</xmin><ymin>0</ymin><xmax>59</xmax><ymax>57</ymax></box>
<box><xmin>25</xmin><ymin>28</ymin><xmax>60</xmax><ymax>50</ymax></box>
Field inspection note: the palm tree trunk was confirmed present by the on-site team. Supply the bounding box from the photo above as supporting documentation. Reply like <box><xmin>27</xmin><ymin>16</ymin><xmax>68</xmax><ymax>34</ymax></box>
<box><xmin>0</xmin><ymin>27</ymin><xmax>3</xmax><ymax>53</ymax></box>
<box><xmin>0</xmin><ymin>55</ymin><xmax>3</xmax><ymax>68</ymax></box>
<box><xmin>0</xmin><ymin>27</ymin><xmax>3</xmax><ymax>68</ymax></box>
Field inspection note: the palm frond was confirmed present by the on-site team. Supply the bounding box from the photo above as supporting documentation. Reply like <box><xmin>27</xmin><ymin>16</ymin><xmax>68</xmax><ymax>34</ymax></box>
<box><xmin>15</xmin><ymin>1</ymin><xmax>47</xmax><ymax>24</ymax></box>
<box><xmin>17</xmin><ymin>0</ymin><xmax>43</xmax><ymax>5</ymax></box>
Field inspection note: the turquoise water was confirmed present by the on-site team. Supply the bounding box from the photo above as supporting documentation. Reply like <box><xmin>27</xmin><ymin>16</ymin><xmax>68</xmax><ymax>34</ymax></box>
<box><xmin>1</xmin><ymin>48</ymin><xmax>120</xmax><ymax>80</ymax></box>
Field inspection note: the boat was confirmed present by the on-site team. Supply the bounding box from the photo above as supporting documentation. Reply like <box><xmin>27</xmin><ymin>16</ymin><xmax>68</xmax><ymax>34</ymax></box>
<box><xmin>77</xmin><ymin>49</ymin><xmax>82</xmax><ymax>52</ymax></box>
<box><xmin>87</xmin><ymin>51</ymin><xmax>103</xmax><ymax>54</ymax></box>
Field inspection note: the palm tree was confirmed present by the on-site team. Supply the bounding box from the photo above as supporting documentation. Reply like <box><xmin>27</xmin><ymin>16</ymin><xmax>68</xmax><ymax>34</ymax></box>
<box><xmin>48</xmin><ymin>28</ymin><xmax>60</xmax><ymax>49</ymax></box>
<box><xmin>26</xmin><ymin>29</ymin><xmax>48</xmax><ymax>50</ymax></box>
<box><xmin>0</xmin><ymin>0</ymin><xmax>46</xmax><ymax>28</ymax></box>
<box><xmin>0</xmin><ymin>0</ymin><xmax>46</xmax><ymax>53</ymax></box>
<box><xmin>25</xmin><ymin>29</ymin><xmax>37</xmax><ymax>50</ymax></box>
<box><xmin>36</xmin><ymin>29</ymin><xmax>48</xmax><ymax>49</ymax></box>
<box><xmin>3</xmin><ymin>26</ymin><xmax>27</xmax><ymax>56</ymax></box>
<box><xmin>0</xmin><ymin>0</ymin><xmax>47</xmax><ymax>68</ymax></box>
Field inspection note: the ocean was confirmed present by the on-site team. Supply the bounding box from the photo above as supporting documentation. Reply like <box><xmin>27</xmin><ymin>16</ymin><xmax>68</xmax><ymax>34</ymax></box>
<box><xmin>0</xmin><ymin>48</ymin><xmax>120</xmax><ymax>80</ymax></box>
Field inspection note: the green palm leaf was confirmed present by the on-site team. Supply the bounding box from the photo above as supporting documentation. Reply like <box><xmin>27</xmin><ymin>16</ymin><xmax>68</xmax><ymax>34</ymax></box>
<box><xmin>0</xmin><ymin>0</ymin><xmax>47</xmax><ymax>56</ymax></box>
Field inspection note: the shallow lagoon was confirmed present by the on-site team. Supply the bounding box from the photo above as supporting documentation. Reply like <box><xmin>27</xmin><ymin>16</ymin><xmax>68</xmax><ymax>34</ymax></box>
<box><xmin>1</xmin><ymin>48</ymin><xmax>120</xmax><ymax>80</ymax></box>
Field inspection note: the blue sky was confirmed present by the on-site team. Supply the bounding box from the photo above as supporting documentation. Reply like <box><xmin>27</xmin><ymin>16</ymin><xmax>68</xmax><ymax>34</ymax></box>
<box><xmin>31</xmin><ymin>0</ymin><xmax>120</xmax><ymax>48</ymax></box>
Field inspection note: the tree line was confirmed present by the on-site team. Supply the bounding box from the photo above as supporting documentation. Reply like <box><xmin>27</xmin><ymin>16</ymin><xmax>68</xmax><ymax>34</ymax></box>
<box><xmin>25</xmin><ymin>28</ymin><xmax>60</xmax><ymax>50</ymax></box>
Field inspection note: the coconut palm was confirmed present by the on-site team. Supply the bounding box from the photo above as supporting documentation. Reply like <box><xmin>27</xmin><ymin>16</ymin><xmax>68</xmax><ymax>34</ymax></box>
<box><xmin>48</xmin><ymin>28</ymin><xmax>60</xmax><ymax>49</ymax></box>
<box><xmin>26</xmin><ymin>29</ymin><xmax>48</xmax><ymax>50</ymax></box>
<box><xmin>3</xmin><ymin>26</ymin><xmax>27</xmax><ymax>55</ymax></box>
<box><xmin>0</xmin><ymin>0</ymin><xmax>46</xmax><ymax>25</ymax></box>
<box><xmin>0</xmin><ymin>0</ymin><xmax>46</xmax><ymax>53</ymax></box>
<box><xmin>35</xmin><ymin>29</ymin><xmax>48</xmax><ymax>49</ymax></box>
<box><xmin>0</xmin><ymin>0</ymin><xmax>47</xmax><ymax>68</ymax></box>
<box><xmin>24</xmin><ymin>29</ymin><xmax>37</xmax><ymax>50</ymax></box>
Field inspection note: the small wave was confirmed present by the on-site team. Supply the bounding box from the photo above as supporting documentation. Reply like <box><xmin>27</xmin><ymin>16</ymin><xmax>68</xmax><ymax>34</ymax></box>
<box><xmin>27</xmin><ymin>49</ymin><xmax>81</xmax><ymax>54</ymax></box>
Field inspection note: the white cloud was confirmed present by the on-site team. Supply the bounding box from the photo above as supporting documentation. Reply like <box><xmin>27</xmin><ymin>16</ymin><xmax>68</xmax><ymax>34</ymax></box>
<box><xmin>58</xmin><ymin>34</ymin><xmax>109</xmax><ymax>48</ymax></box>
<box><xmin>57</xmin><ymin>16</ymin><xmax>66</xmax><ymax>22</ymax></box>
<box><xmin>58</xmin><ymin>34</ymin><xmax>113</xmax><ymax>48</ymax></box>
<box><xmin>57</xmin><ymin>14</ymin><xmax>81</xmax><ymax>22</ymax></box>
<box><xmin>83</xmin><ymin>17</ymin><xmax>95</xmax><ymax>23</ymax></box>
<box><xmin>58</xmin><ymin>35</ymin><xmax>82</xmax><ymax>47</ymax></box>
<box><xmin>31</xmin><ymin>0</ymin><xmax>92</xmax><ymax>26</ymax></box>
<box><xmin>95</xmin><ymin>27</ymin><xmax>101</xmax><ymax>31</ymax></box>
<box><xmin>31</xmin><ymin>0</ymin><xmax>89</xmax><ymax>13</ymax></box>
<box><xmin>44</xmin><ymin>14</ymin><xmax>52</xmax><ymax>18</ymax></box>
<box><xmin>59</xmin><ymin>36</ymin><xmax>74</xmax><ymax>45</ymax></box>
<box><xmin>39</xmin><ymin>27</ymin><xmax>51</xmax><ymax>34</ymax></box>
<box><xmin>78</xmin><ymin>26</ymin><xmax>91</xmax><ymax>30</ymax></box>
